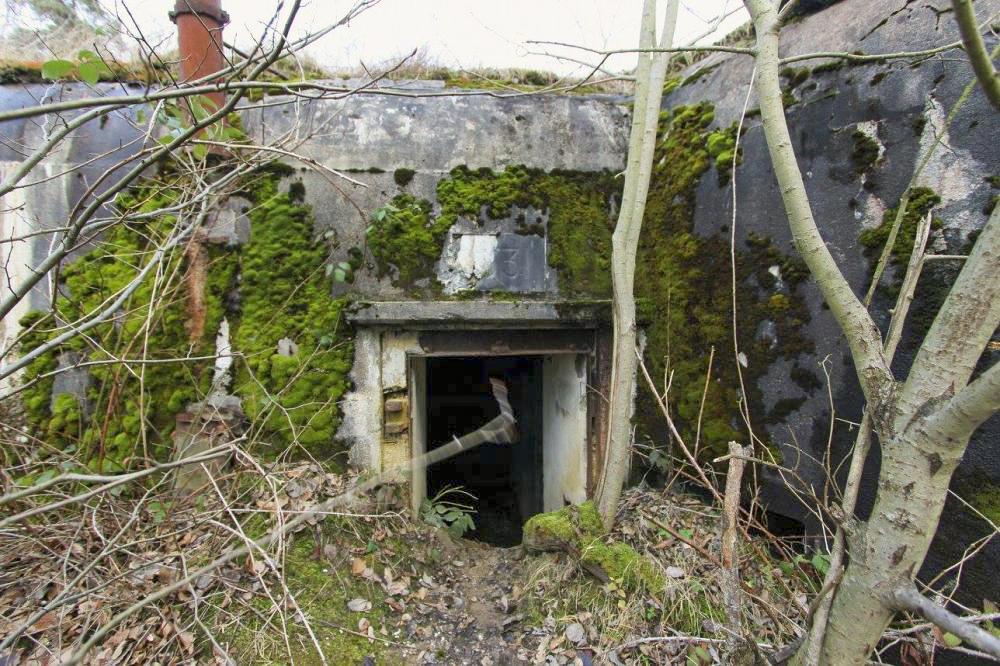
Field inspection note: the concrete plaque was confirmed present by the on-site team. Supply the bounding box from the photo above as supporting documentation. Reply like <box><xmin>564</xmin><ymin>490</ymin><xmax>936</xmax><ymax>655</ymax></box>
<box><xmin>477</xmin><ymin>233</ymin><xmax>548</xmax><ymax>293</ymax></box>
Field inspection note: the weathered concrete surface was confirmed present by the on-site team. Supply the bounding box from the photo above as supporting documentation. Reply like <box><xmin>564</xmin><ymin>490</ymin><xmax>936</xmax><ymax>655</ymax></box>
<box><xmin>0</xmin><ymin>83</ymin><xmax>628</xmax><ymax>351</ymax></box>
<box><xmin>247</xmin><ymin>88</ymin><xmax>628</xmax><ymax>299</ymax></box>
<box><xmin>667</xmin><ymin>0</ymin><xmax>1000</xmax><ymax>619</ymax></box>
<box><xmin>346</xmin><ymin>300</ymin><xmax>610</xmax><ymax>327</ymax></box>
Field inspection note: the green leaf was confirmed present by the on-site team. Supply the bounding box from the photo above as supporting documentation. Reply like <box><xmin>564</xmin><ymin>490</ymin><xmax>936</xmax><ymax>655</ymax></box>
<box><xmin>811</xmin><ymin>553</ymin><xmax>831</xmax><ymax>575</ymax></box>
<box><xmin>41</xmin><ymin>59</ymin><xmax>75</xmax><ymax>80</ymax></box>
<box><xmin>148</xmin><ymin>500</ymin><xmax>166</xmax><ymax>524</ymax></box>
<box><xmin>333</xmin><ymin>267</ymin><xmax>347</xmax><ymax>282</ymax></box>
<box><xmin>192</xmin><ymin>143</ymin><xmax>208</xmax><ymax>161</ymax></box>
<box><xmin>36</xmin><ymin>469</ymin><xmax>57</xmax><ymax>484</ymax></box>
<box><xmin>77</xmin><ymin>49</ymin><xmax>97</xmax><ymax>62</ymax></box>
<box><xmin>78</xmin><ymin>62</ymin><xmax>100</xmax><ymax>85</ymax></box>
<box><xmin>190</xmin><ymin>95</ymin><xmax>212</xmax><ymax>121</ymax></box>
<box><xmin>941</xmin><ymin>632</ymin><xmax>962</xmax><ymax>648</ymax></box>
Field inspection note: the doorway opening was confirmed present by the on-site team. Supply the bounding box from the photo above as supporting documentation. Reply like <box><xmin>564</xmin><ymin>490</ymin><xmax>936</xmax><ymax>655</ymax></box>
<box><xmin>424</xmin><ymin>356</ymin><xmax>543</xmax><ymax>546</ymax></box>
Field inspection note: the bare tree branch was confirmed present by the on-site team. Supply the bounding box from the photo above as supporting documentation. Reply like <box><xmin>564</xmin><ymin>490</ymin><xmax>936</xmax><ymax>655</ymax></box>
<box><xmin>891</xmin><ymin>586</ymin><xmax>1000</xmax><ymax>659</ymax></box>
<box><xmin>952</xmin><ymin>0</ymin><xmax>1000</xmax><ymax>109</ymax></box>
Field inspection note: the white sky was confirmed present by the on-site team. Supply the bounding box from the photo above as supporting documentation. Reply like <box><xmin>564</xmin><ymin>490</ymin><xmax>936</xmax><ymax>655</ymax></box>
<box><xmin>95</xmin><ymin>0</ymin><xmax>748</xmax><ymax>76</ymax></box>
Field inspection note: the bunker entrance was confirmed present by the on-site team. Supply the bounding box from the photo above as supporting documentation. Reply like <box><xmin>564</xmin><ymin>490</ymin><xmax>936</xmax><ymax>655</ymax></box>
<box><xmin>424</xmin><ymin>356</ymin><xmax>543</xmax><ymax>547</ymax></box>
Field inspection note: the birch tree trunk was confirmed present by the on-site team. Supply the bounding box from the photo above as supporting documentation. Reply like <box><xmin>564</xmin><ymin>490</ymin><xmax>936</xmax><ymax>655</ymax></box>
<box><xmin>596</xmin><ymin>0</ymin><xmax>679</xmax><ymax>526</ymax></box>
<box><xmin>742</xmin><ymin>1</ymin><xmax>1000</xmax><ymax>663</ymax></box>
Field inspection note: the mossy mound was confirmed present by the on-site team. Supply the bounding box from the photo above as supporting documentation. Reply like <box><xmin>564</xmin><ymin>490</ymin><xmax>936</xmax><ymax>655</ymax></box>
<box><xmin>523</xmin><ymin>500</ymin><xmax>605</xmax><ymax>550</ymax></box>
<box><xmin>578</xmin><ymin>539</ymin><xmax>665</xmax><ymax>593</ymax></box>
<box><xmin>523</xmin><ymin>502</ymin><xmax>664</xmax><ymax>593</ymax></box>
<box><xmin>851</xmin><ymin>129</ymin><xmax>880</xmax><ymax>175</ymax></box>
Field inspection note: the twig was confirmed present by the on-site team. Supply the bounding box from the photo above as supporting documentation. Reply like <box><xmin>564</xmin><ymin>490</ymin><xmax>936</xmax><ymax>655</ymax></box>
<box><xmin>891</xmin><ymin>586</ymin><xmax>1000</xmax><ymax>659</ymax></box>
<box><xmin>720</xmin><ymin>441</ymin><xmax>750</xmax><ymax>645</ymax></box>
<box><xmin>952</xmin><ymin>0</ymin><xmax>1000</xmax><ymax>109</ymax></box>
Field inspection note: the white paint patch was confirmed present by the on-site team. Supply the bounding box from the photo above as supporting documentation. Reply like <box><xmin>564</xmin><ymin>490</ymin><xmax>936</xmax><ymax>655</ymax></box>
<box><xmin>337</xmin><ymin>328</ymin><xmax>383</xmax><ymax>471</ymax></box>
<box><xmin>210</xmin><ymin>318</ymin><xmax>233</xmax><ymax>394</ymax></box>
<box><xmin>455</xmin><ymin>233</ymin><xmax>497</xmax><ymax>279</ymax></box>
<box><xmin>542</xmin><ymin>354</ymin><xmax>588</xmax><ymax>511</ymax></box>
<box><xmin>381</xmin><ymin>330</ymin><xmax>421</xmax><ymax>391</ymax></box>
<box><xmin>767</xmin><ymin>264</ymin><xmax>786</xmax><ymax>291</ymax></box>
<box><xmin>913</xmin><ymin>99</ymin><xmax>984</xmax><ymax>233</ymax></box>
<box><xmin>438</xmin><ymin>229</ymin><xmax>502</xmax><ymax>294</ymax></box>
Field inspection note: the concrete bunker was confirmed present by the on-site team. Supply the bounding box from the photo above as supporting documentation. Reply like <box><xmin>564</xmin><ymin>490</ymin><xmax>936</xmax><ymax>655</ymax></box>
<box><xmin>341</xmin><ymin>302</ymin><xmax>612</xmax><ymax>546</ymax></box>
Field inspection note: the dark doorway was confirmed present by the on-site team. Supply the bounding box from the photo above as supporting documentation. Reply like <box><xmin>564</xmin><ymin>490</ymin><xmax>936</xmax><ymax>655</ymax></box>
<box><xmin>425</xmin><ymin>356</ymin><xmax>544</xmax><ymax>546</ymax></box>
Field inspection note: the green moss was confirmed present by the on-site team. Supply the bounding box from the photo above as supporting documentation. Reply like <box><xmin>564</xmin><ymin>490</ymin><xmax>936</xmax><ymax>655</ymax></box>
<box><xmin>790</xmin><ymin>364</ymin><xmax>822</xmax><ymax>392</ymax></box>
<box><xmin>851</xmin><ymin>129</ymin><xmax>880</xmax><ymax>175</ymax></box>
<box><xmin>233</xmin><ymin>170</ymin><xmax>352</xmax><ymax>455</ymax></box>
<box><xmin>780</xmin><ymin>67</ymin><xmax>810</xmax><ymax>90</ymax></box>
<box><xmin>681</xmin><ymin>63</ymin><xmax>721</xmax><ymax>87</ymax></box>
<box><xmin>810</xmin><ymin>60</ymin><xmax>845</xmax><ymax>75</ymax></box>
<box><xmin>47</xmin><ymin>393</ymin><xmax>83</xmax><ymax>441</ymax></box>
<box><xmin>633</xmin><ymin>102</ymin><xmax>814</xmax><ymax>465</ymax></box>
<box><xmin>579</xmin><ymin>540</ymin><xmax>665</xmax><ymax>592</ymax></box>
<box><xmin>985</xmin><ymin>194</ymin><xmax>998</xmax><ymax>216</ymax></box>
<box><xmin>287</xmin><ymin>181</ymin><xmax>306</xmax><ymax>202</ymax></box>
<box><xmin>0</xmin><ymin>61</ymin><xmax>44</xmax><ymax>84</ymax></box>
<box><xmin>706</xmin><ymin>123</ymin><xmax>742</xmax><ymax>186</ymax></box>
<box><xmin>781</xmin><ymin>90</ymin><xmax>799</xmax><ymax>108</ymax></box>
<box><xmin>965</xmin><ymin>479</ymin><xmax>1000</xmax><ymax>525</ymax></box>
<box><xmin>218</xmin><ymin>526</ymin><xmax>399</xmax><ymax>664</ymax></box>
<box><xmin>859</xmin><ymin>187</ymin><xmax>942</xmax><ymax>295</ymax></box>
<box><xmin>392</xmin><ymin>168</ymin><xmax>415</xmax><ymax>188</ymax></box>
<box><xmin>523</xmin><ymin>502</ymin><xmax>662</xmax><ymax>593</ymax></box>
<box><xmin>523</xmin><ymin>500</ymin><xmax>605</xmax><ymax>549</ymax></box>
<box><xmin>985</xmin><ymin>176</ymin><xmax>1000</xmax><ymax>215</ymax></box>
<box><xmin>366</xmin><ymin>194</ymin><xmax>449</xmax><ymax>287</ymax></box>
<box><xmin>17</xmin><ymin>175</ymin><xmax>230</xmax><ymax>465</ymax></box>
<box><xmin>369</xmin><ymin>165</ymin><xmax>618</xmax><ymax>295</ymax></box>
<box><xmin>766</xmin><ymin>397</ymin><xmax>807</xmax><ymax>424</ymax></box>
<box><xmin>18</xmin><ymin>163</ymin><xmax>352</xmax><ymax>466</ymax></box>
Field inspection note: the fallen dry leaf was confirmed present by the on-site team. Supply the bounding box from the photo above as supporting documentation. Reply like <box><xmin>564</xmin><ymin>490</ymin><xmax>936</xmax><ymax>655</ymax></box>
<box><xmin>347</xmin><ymin>598</ymin><xmax>372</xmax><ymax>612</ymax></box>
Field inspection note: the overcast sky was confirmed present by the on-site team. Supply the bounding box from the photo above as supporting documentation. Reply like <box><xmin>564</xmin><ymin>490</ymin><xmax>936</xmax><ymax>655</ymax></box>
<box><xmin>94</xmin><ymin>0</ymin><xmax>748</xmax><ymax>76</ymax></box>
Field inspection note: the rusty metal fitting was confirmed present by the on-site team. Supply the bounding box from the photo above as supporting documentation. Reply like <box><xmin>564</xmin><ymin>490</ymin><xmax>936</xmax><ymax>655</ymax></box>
<box><xmin>169</xmin><ymin>0</ymin><xmax>230</xmax><ymax>25</ymax></box>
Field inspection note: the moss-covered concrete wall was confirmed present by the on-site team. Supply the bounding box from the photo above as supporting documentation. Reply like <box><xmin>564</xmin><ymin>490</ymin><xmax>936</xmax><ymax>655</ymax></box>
<box><xmin>662</xmin><ymin>0</ymin><xmax>1000</xmax><ymax>609</ymax></box>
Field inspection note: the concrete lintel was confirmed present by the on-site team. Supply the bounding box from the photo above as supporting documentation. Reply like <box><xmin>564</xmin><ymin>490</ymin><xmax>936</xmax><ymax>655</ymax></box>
<box><xmin>346</xmin><ymin>300</ymin><xmax>611</xmax><ymax>328</ymax></box>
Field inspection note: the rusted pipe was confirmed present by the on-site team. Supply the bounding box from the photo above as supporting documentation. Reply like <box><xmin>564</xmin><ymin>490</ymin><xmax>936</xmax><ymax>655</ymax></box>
<box><xmin>170</xmin><ymin>0</ymin><xmax>229</xmax><ymax>110</ymax></box>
